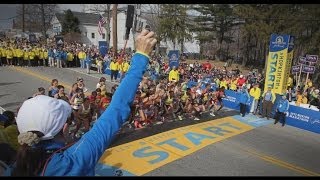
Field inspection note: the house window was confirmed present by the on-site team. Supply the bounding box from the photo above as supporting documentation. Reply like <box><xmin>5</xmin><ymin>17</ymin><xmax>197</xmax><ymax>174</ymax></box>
<box><xmin>91</xmin><ymin>33</ymin><xmax>95</xmax><ymax>39</ymax></box>
<box><xmin>102</xmin><ymin>33</ymin><xmax>105</xmax><ymax>39</ymax></box>
<box><xmin>85</xmin><ymin>32</ymin><xmax>87</xmax><ymax>37</ymax></box>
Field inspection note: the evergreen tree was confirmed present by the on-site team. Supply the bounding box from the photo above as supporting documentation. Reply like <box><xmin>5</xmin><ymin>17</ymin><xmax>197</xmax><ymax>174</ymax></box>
<box><xmin>61</xmin><ymin>9</ymin><xmax>81</xmax><ymax>35</ymax></box>
<box><xmin>159</xmin><ymin>4</ymin><xmax>192</xmax><ymax>51</ymax></box>
<box><xmin>192</xmin><ymin>4</ymin><xmax>238</xmax><ymax>60</ymax></box>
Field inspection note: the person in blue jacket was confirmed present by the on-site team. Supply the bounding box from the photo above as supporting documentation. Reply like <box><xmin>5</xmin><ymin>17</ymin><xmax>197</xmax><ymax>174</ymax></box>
<box><xmin>85</xmin><ymin>52</ymin><xmax>92</xmax><ymax>74</ymax></box>
<box><xmin>274</xmin><ymin>93</ymin><xmax>290</xmax><ymax>126</ymax></box>
<box><xmin>55</xmin><ymin>48</ymin><xmax>63</xmax><ymax>68</ymax></box>
<box><xmin>61</xmin><ymin>49</ymin><xmax>68</xmax><ymax>68</ymax></box>
<box><xmin>48</xmin><ymin>48</ymin><xmax>54</xmax><ymax>67</ymax></box>
<box><xmin>8</xmin><ymin>29</ymin><xmax>157</xmax><ymax>176</ymax></box>
<box><xmin>238</xmin><ymin>86</ymin><xmax>250</xmax><ymax>117</ymax></box>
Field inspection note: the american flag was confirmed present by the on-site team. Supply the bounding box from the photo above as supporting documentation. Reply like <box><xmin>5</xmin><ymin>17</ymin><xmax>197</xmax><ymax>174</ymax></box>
<box><xmin>98</xmin><ymin>14</ymin><xmax>106</xmax><ymax>35</ymax></box>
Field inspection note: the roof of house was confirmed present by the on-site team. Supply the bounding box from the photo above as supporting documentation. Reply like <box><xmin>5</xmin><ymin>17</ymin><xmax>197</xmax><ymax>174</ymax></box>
<box><xmin>55</xmin><ymin>11</ymin><xmax>100</xmax><ymax>26</ymax></box>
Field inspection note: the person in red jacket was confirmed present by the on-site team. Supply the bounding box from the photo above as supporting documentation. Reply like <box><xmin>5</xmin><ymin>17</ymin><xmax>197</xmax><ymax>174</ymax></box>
<box><xmin>202</xmin><ymin>60</ymin><xmax>212</xmax><ymax>71</ymax></box>
<box><xmin>237</xmin><ymin>74</ymin><xmax>246</xmax><ymax>87</ymax></box>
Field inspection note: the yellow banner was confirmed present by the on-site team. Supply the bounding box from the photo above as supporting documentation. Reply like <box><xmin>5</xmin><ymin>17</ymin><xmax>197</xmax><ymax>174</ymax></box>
<box><xmin>264</xmin><ymin>48</ymin><xmax>289</xmax><ymax>94</ymax></box>
<box><xmin>284</xmin><ymin>50</ymin><xmax>294</xmax><ymax>88</ymax></box>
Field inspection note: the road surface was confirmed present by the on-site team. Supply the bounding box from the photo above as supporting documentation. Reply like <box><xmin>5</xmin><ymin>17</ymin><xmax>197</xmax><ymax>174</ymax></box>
<box><xmin>0</xmin><ymin>66</ymin><xmax>319</xmax><ymax>176</ymax></box>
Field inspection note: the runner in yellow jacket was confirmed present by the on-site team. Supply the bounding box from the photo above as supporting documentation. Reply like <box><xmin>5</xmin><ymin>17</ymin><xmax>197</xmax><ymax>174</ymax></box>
<box><xmin>169</xmin><ymin>66</ymin><xmax>180</xmax><ymax>82</ymax></box>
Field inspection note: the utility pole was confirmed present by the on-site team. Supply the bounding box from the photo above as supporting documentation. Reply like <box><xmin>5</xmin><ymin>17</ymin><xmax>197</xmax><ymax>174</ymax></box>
<box><xmin>41</xmin><ymin>4</ymin><xmax>46</xmax><ymax>38</ymax></box>
<box><xmin>105</xmin><ymin>4</ymin><xmax>111</xmax><ymax>47</ymax></box>
<box><xmin>22</xmin><ymin>4</ymin><xmax>25</xmax><ymax>32</ymax></box>
<box><xmin>112</xmin><ymin>4</ymin><xmax>118</xmax><ymax>56</ymax></box>
<box><xmin>132</xmin><ymin>4</ymin><xmax>140</xmax><ymax>51</ymax></box>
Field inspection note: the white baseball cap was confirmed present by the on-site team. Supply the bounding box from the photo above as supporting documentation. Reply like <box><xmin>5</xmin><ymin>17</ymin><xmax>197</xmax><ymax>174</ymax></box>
<box><xmin>16</xmin><ymin>95</ymin><xmax>72</xmax><ymax>140</ymax></box>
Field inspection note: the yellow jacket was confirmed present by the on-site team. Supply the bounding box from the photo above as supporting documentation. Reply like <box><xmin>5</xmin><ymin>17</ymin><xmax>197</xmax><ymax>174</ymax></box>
<box><xmin>29</xmin><ymin>51</ymin><xmax>35</xmax><ymax>60</ymax></box>
<box><xmin>3</xmin><ymin>125</ymin><xmax>19</xmax><ymax>151</ymax></box>
<box><xmin>67</xmin><ymin>52</ymin><xmax>74</xmax><ymax>61</ymax></box>
<box><xmin>220</xmin><ymin>80</ymin><xmax>228</xmax><ymax>89</ymax></box>
<box><xmin>44</xmin><ymin>50</ymin><xmax>48</xmax><ymax>59</ymax></box>
<box><xmin>0</xmin><ymin>128</ymin><xmax>9</xmax><ymax>145</ymax></box>
<box><xmin>6</xmin><ymin>49</ymin><xmax>13</xmax><ymax>59</ymax></box>
<box><xmin>13</xmin><ymin>48</ymin><xmax>18</xmax><ymax>57</ymax></box>
<box><xmin>261</xmin><ymin>90</ymin><xmax>276</xmax><ymax>103</ymax></box>
<box><xmin>110</xmin><ymin>61</ymin><xmax>119</xmax><ymax>71</ymax></box>
<box><xmin>287</xmin><ymin>77</ymin><xmax>293</xmax><ymax>87</ymax></box>
<box><xmin>39</xmin><ymin>51</ymin><xmax>44</xmax><ymax>59</ymax></box>
<box><xmin>230</xmin><ymin>80</ymin><xmax>238</xmax><ymax>91</ymax></box>
<box><xmin>16</xmin><ymin>49</ymin><xmax>23</xmax><ymax>58</ymax></box>
<box><xmin>249</xmin><ymin>87</ymin><xmax>261</xmax><ymax>100</ymax></box>
<box><xmin>34</xmin><ymin>48</ymin><xmax>40</xmax><ymax>56</ymax></box>
<box><xmin>169</xmin><ymin>69</ymin><xmax>179</xmax><ymax>81</ymax></box>
<box><xmin>78</xmin><ymin>51</ymin><xmax>86</xmax><ymax>60</ymax></box>
<box><xmin>302</xmin><ymin>96</ymin><xmax>308</xmax><ymax>104</ymax></box>
<box><xmin>120</xmin><ymin>62</ymin><xmax>130</xmax><ymax>72</ymax></box>
<box><xmin>23</xmin><ymin>51</ymin><xmax>29</xmax><ymax>60</ymax></box>
<box><xmin>1</xmin><ymin>48</ymin><xmax>5</xmax><ymax>57</ymax></box>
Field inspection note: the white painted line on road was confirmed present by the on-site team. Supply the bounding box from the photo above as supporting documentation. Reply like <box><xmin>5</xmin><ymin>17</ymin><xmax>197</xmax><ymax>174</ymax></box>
<box><xmin>66</xmin><ymin>68</ymin><xmax>119</xmax><ymax>85</ymax></box>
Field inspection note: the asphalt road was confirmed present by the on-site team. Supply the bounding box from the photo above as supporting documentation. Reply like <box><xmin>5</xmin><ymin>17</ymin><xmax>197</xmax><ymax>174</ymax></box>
<box><xmin>0</xmin><ymin>66</ymin><xmax>319</xmax><ymax>176</ymax></box>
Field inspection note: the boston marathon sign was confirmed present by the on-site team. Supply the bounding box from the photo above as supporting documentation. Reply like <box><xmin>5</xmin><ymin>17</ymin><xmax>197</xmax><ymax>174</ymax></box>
<box><xmin>265</xmin><ymin>34</ymin><xmax>292</xmax><ymax>94</ymax></box>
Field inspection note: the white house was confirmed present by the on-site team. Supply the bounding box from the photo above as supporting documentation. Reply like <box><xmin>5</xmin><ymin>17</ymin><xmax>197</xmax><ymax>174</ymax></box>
<box><xmin>49</xmin><ymin>11</ymin><xmax>106</xmax><ymax>46</ymax></box>
<box><xmin>49</xmin><ymin>7</ymin><xmax>199</xmax><ymax>54</ymax></box>
<box><xmin>49</xmin><ymin>8</ymin><xmax>146</xmax><ymax>49</ymax></box>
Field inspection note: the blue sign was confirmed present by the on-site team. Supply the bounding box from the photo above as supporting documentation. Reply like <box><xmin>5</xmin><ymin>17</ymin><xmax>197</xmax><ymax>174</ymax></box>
<box><xmin>291</xmin><ymin>65</ymin><xmax>300</xmax><ymax>73</ymax></box>
<box><xmin>269</xmin><ymin>34</ymin><xmax>290</xmax><ymax>52</ymax></box>
<box><xmin>99</xmin><ymin>41</ymin><xmax>109</xmax><ymax>57</ymax></box>
<box><xmin>299</xmin><ymin>56</ymin><xmax>307</xmax><ymax>64</ymax></box>
<box><xmin>286</xmin><ymin>105</ymin><xmax>320</xmax><ymax>134</ymax></box>
<box><xmin>306</xmin><ymin>55</ymin><xmax>318</xmax><ymax>63</ymax></box>
<box><xmin>302</xmin><ymin>65</ymin><xmax>315</xmax><ymax>73</ymax></box>
<box><xmin>222</xmin><ymin>90</ymin><xmax>320</xmax><ymax>134</ymax></box>
<box><xmin>222</xmin><ymin>90</ymin><xmax>253</xmax><ymax>113</ymax></box>
<box><xmin>168</xmin><ymin>50</ymin><xmax>179</xmax><ymax>68</ymax></box>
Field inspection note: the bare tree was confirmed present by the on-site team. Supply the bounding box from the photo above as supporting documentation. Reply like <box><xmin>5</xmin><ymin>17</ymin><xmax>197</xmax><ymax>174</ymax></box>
<box><xmin>83</xmin><ymin>4</ymin><xmax>112</xmax><ymax>46</ymax></box>
<box><xmin>141</xmin><ymin>4</ymin><xmax>162</xmax><ymax>55</ymax></box>
<box><xmin>16</xmin><ymin>4</ymin><xmax>59</xmax><ymax>36</ymax></box>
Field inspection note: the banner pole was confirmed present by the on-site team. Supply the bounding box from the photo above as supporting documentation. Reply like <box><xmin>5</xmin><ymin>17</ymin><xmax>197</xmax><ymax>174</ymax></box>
<box><xmin>304</xmin><ymin>72</ymin><xmax>310</xmax><ymax>93</ymax></box>
<box><xmin>295</xmin><ymin>72</ymin><xmax>298</xmax><ymax>86</ymax></box>
<box><xmin>298</xmin><ymin>63</ymin><xmax>302</xmax><ymax>86</ymax></box>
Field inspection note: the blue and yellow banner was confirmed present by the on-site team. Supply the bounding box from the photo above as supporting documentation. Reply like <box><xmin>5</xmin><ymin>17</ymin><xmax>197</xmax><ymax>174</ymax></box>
<box><xmin>168</xmin><ymin>50</ymin><xmax>180</xmax><ymax>68</ymax></box>
<box><xmin>264</xmin><ymin>34</ymin><xmax>290</xmax><ymax>94</ymax></box>
<box><xmin>99</xmin><ymin>41</ymin><xmax>109</xmax><ymax>57</ymax></box>
<box><xmin>284</xmin><ymin>36</ymin><xmax>294</xmax><ymax>89</ymax></box>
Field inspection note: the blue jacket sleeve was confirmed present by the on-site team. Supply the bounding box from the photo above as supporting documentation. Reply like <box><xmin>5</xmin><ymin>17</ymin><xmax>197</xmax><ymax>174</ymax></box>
<box><xmin>44</xmin><ymin>53</ymin><xmax>149</xmax><ymax>176</ymax></box>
